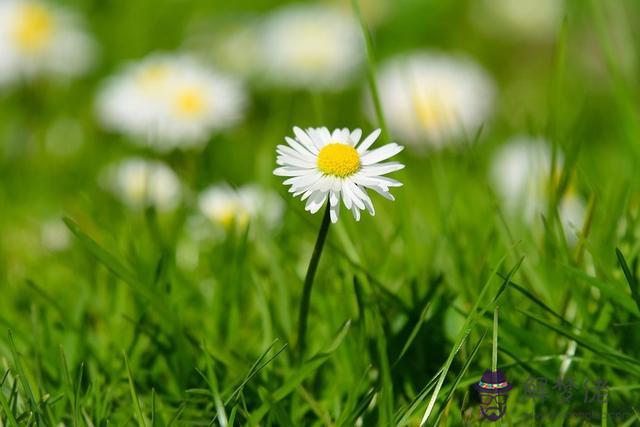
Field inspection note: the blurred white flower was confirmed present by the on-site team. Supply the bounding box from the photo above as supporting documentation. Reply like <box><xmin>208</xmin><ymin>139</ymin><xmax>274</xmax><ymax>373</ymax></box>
<box><xmin>40</xmin><ymin>218</ymin><xmax>70</xmax><ymax>252</ymax></box>
<box><xmin>327</xmin><ymin>0</ymin><xmax>391</xmax><ymax>28</ymax></box>
<box><xmin>372</xmin><ymin>51</ymin><xmax>496</xmax><ymax>149</ymax></box>
<box><xmin>0</xmin><ymin>0</ymin><xmax>95</xmax><ymax>86</ymax></box>
<box><xmin>198</xmin><ymin>183</ymin><xmax>283</xmax><ymax>231</ymax></box>
<box><xmin>490</xmin><ymin>136</ymin><xmax>586</xmax><ymax>239</ymax></box>
<box><xmin>102</xmin><ymin>158</ymin><xmax>182</xmax><ymax>212</ymax></box>
<box><xmin>472</xmin><ymin>0</ymin><xmax>564</xmax><ymax>42</ymax></box>
<box><xmin>208</xmin><ymin>21</ymin><xmax>261</xmax><ymax>79</ymax></box>
<box><xmin>96</xmin><ymin>54</ymin><xmax>247</xmax><ymax>151</ymax></box>
<box><xmin>274</xmin><ymin>127</ymin><xmax>404</xmax><ymax>223</ymax></box>
<box><xmin>259</xmin><ymin>4</ymin><xmax>364</xmax><ymax>90</ymax></box>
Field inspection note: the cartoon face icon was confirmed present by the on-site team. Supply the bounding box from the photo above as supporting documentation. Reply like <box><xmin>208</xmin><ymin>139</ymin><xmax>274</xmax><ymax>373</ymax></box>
<box><xmin>474</xmin><ymin>369</ymin><xmax>512</xmax><ymax>422</ymax></box>
<box><xmin>478</xmin><ymin>391</ymin><xmax>509</xmax><ymax>421</ymax></box>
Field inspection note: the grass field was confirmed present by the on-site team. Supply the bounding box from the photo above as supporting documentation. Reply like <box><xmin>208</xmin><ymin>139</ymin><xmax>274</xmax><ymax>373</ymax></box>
<box><xmin>1</xmin><ymin>0</ymin><xmax>640</xmax><ymax>425</ymax></box>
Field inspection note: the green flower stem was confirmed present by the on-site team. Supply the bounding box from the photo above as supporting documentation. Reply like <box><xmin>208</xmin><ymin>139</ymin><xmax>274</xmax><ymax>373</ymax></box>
<box><xmin>296</xmin><ymin>204</ymin><xmax>332</xmax><ymax>361</ymax></box>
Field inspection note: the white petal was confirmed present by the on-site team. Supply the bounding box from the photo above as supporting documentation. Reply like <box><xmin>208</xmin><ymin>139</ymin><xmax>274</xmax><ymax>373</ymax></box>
<box><xmin>305</xmin><ymin>191</ymin><xmax>327</xmax><ymax>214</ymax></box>
<box><xmin>306</xmin><ymin>128</ymin><xmax>327</xmax><ymax>150</ymax></box>
<box><xmin>341</xmin><ymin>182</ymin><xmax>353</xmax><ymax>209</ymax></box>
<box><xmin>330</xmin><ymin>200</ymin><xmax>340</xmax><ymax>223</ymax></box>
<box><xmin>319</xmin><ymin>127</ymin><xmax>332</xmax><ymax>145</ymax></box>
<box><xmin>369</xmin><ymin>186</ymin><xmax>395</xmax><ymax>201</ymax></box>
<box><xmin>350</xmin><ymin>129</ymin><xmax>362</xmax><ymax>145</ymax></box>
<box><xmin>360</xmin><ymin>143</ymin><xmax>404</xmax><ymax>165</ymax></box>
<box><xmin>344</xmin><ymin>181</ymin><xmax>365</xmax><ymax>210</ymax></box>
<box><xmin>293</xmin><ymin>127</ymin><xmax>320</xmax><ymax>154</ymax></box>
<box><xmin>310</xmin><ymin>175</ymin><xmax>336</xmax><ymax>192</ymax></box>
<box><xmin>351</xmin><ymin>205</ymin><xmax>361</xmax><ymax>221</ymax></box>
<box><xmin>300</xmin><ymin>189</ymin><xmax>315</xmax><ymax>201</ymax></box>
<box><xmin>361</xmin><ymin>162</ymin><xmax>405</xmax><ymax>176</ymax></box>
<box><xmin>353</xmin><ymin>174</ymin><xmax>403</xmax><ymax>190</ymax></box>
<box><xmin>283</xmin><ymin>138</ymin><xmax>316</xmax><ymax>159</ymax></box>
<box><xmin>277</xmin><ymin>145</ymin><xmax>315</xmax><ymax>163</ymax></box>
<box><xmin>274</xmin><ymin>167</ymin><xmax>314</xmax><ymax>177</ymax></box>
<box><xmin>356</xmin><ymin>129</ymin><xmax>381</xmax><ymax>153</ymax></box>
<box><xmin>284</xmin><ymin>172</ymin><xmax>322</xmax><ymax>189</ymax></box>
<box><xmin>349</xmin><ymin>182</ymin><xmax>373</xmax><ymax>213</ymax></box>
<box><xmin>329</xmin><ymin>190</ymin><xmax>340</xmax><ymax>207</ymax></box>
<box><xmin>277</xmin><ymin>155</ymin><xmax>316</xmax><ymax>169</ymax></box>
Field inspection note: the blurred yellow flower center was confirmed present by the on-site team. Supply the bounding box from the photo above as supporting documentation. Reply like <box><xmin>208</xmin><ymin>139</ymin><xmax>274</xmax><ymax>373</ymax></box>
<box><xmin>413</xmin><ymin>91</ymin><xmax>454</xmax><ymax>132</ymax></box>
<box><xmin>175</xmin><ymin>88</ymin><xmax>206</xmax><ymax>117</ymax></box>
<box><xmin>139</xmin><ymin>65</ymin><xmax>170</xmax><ymax>85</ymax></box>
<box><xmin>13</xmin><ymin>4</ymin><xmax>53</xmax><ymax>52</ymax></box>
<box><xmin>317</xmin><ymin>143</ymin><xmax>361</xmax><ymax>177</ymax></box>
<box><xmin>216</xmin><ymin>205</ymin><xmax>249</xmax><ymax>229</ymax></box>
<box><xmin>128</xmin><ymin>171</ymin><xmax>150</xmax><ymax>201</ymax></box>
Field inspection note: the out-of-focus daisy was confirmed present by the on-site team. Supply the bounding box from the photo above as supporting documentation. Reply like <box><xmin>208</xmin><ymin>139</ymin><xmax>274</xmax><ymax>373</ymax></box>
<box><xmin>471</xmin><ymin>0</ymin><xmax>564</xmax><ymax>42</ymax></box>
<box><xmin>198</xmin><ymin>183</ymin><xmax>283</xmax><ymax>231</ymax></box>
<box><xmin>371</xmin><ymin>51</ymin><xmax>496</xmax><ymax>149</ymax></box>
<box><xmin>274</xmin><ymin>127</ymin><xmax>404</xmax><ymax>223</ymax></box>
<box><xmin>0</xmin><ymin>0</ymin><xmax>95</xmax><ymax>86</ymax></box>
<box><xmin>101</xmin><ymin>158</ymin><xmax>181</xmax><ymax>212</ymax></box>
<box><xmin>40</xmin><ymin>218</ymin><xmax>70</xmax><ymax>252</ymax></box>
<box><xmin>189</xmin><ymin>19</ymin><xmax>261</xmax><ymax>80</ymax></box>
<box><xmin>259</xmin><ymin>4</ymin><xmax>364</xmax><ymax>90</ymax></box>
<box><xmin>96</xmin><ymin>54</ymin><xmax>247</xmax><ymax>151</ymax></box>
<box><xmin>490</xmin><ymin>136</ymin><xmax>586</xmax><ymax>239</ymax></box>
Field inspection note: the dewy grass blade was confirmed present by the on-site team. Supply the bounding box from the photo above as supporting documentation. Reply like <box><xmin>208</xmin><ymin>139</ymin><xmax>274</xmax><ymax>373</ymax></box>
<box><xmin>419</xmin><ymin>255</ymin><xmax>507</xmax><ymax>426</ymax></box>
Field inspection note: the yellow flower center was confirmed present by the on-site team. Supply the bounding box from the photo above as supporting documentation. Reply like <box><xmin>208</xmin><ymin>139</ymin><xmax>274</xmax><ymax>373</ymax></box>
<box><xmin>317</xmin><ymin>143</ymin><xmax>361</xmax><ymax>177</ymax></box>
<box><xmin>13</xmin><ymin>3</ymin><xmax>53</xmax><ymax>53</ymax></box>
<box><xmin>215</xmin><ymin>205</ymin><xmax>250</xmax><ymax>229</ymax></box>
<box><xmin>175</xmin><ymin>88</ymin><xmax>206</xmax><ymax>117</ymax></box>
<box><xmin>412</xmin><ymin>89</ymin><xmax>454</xmax><ymax>132</ymax></box>
<box><xmin>138</xmin><ymin>65</ymin><xmax>170</xmax><ymax>86</ymax></box>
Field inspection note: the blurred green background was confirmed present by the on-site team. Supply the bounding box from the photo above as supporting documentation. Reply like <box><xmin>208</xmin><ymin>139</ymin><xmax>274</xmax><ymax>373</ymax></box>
<box><xmin>1</xmin><ymin>0</ymin><xmax>640</xmax><ymax>425</ymax></box>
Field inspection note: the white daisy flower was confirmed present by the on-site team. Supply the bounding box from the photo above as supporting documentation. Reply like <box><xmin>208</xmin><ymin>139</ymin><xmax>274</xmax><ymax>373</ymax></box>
<box><xmin>198</xmin><ymin>183</ymin><xmax>283</xmax><ymax>231</ymax></box>
<box><xmin>101</xmin><ymin>158</ymin><xmax>182</xmax><ymax>212</ymax></box>
<box><xmin>274</xmin><ymin>127</ymin><xmax>404</xmax><ymax>223</ymax></box>
<box><xmin>259</xmin><ymin>4</ymin><xmax>364</xmax><ymax>90</ymax></box>
<box><xmin>96</xmin><ymin>54</ymin><xmax>247</xmax><ymax>151</ymax></box>
<box><xmin>0</xmin><ymin>0</ymin><xmax>95</xmax><ymax>86</ymax></box>
<box><xmin>371</xmin><ymin>51</ymin><xmax>496</xmax><ymax>149</ymax></box>
<box><xmin>471</xmin><ymin>0</ymin><xmax>564</xmax><ymax>42</ymax></box>
<box><xmin>490</xmin><ymin>136</ymin><xmax>586</xmax><ymax>240</ymax></box>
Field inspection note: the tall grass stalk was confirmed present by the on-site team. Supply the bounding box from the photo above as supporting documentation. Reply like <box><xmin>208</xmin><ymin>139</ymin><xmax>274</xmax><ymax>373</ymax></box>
<box><xmin>492</xmin><ymin>306</ymin><xmax>499</xmax><ymax>372</ymax></box>
<box><xmin>352</xmin><ymin>0</ymin><xmax>388</xmax><ymax>139</ymax></box>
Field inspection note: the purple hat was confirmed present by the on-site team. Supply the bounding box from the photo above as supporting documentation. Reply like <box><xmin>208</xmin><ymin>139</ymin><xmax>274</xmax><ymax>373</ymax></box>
<box><xmin>473</xmin><ymin>369</ymin><xmax>512</xmax><ymax>394</ymax></box>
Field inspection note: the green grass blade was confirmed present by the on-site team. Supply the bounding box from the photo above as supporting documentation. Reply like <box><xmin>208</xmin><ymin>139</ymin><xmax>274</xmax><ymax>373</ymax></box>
<box><xmin>7</xmin><ymin>331</ymin><xmax>40</xmax><ymax>418</ymax></box>
<box><xmin>124</xmin><ymin>352</ymin><xmax>147</xmax><ymax>427</ymax></box>
<box><xmin>615</xmin><ymin>248</ymin><xmax>640</xmax><ymax>313</ymax></box>
<box><xmin>351</xmin><ymin>0</ymin><xmax>388</xmax><ymax>138</ymax></box>
<box><xmin>418</xmin><ymin>255</ymin><xmax>508</xmax><ymax>426</ymax></box>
